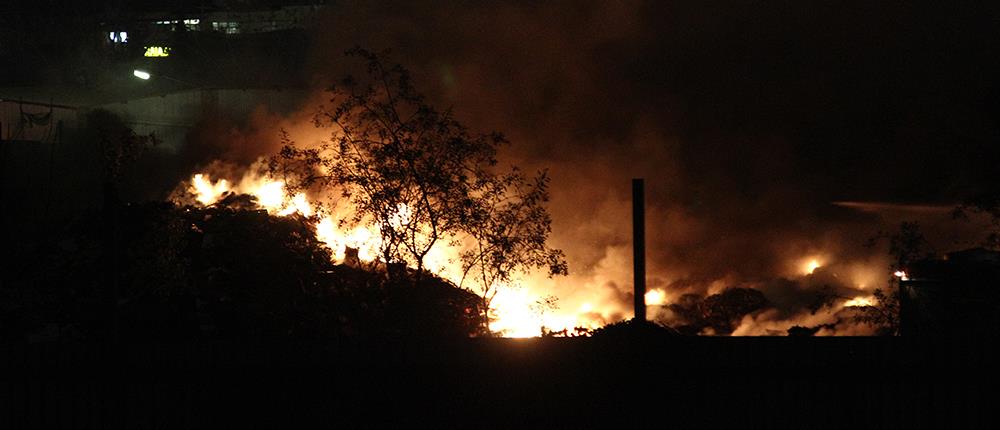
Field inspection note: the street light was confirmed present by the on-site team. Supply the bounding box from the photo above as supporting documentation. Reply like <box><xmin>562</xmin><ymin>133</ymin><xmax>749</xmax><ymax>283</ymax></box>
<box><xmin>131</xmin><ymin>69</ymin><xmax>196</xmax><ymax>87</ymax></box>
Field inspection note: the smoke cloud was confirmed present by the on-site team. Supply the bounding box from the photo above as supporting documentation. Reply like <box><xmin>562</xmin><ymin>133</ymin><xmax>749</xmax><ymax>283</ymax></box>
<box><xmin>169</xmin><ymin>1</ymin><xmax>998</xmax><ymax>334</ymax></box>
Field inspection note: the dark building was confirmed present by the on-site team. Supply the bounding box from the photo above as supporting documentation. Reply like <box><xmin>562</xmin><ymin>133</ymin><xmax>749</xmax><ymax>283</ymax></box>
<box><xmin>899</xmin><ymin>248</ymin><xmax>1000</xmax><ymax>336</ymax></box>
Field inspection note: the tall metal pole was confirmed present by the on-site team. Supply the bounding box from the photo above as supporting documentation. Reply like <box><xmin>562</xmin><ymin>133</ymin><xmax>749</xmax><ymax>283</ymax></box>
<box><xmin>632</xmin><ymin>178</ymin><xmax>646</xmax><ymax>321</ymax></box>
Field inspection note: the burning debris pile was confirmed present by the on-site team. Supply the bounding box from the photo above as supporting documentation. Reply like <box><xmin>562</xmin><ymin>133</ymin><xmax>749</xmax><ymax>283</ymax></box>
<box><xmin>158</xmin><ymin>47</ymin><xmax>911</xmax><ymax>338</ymax></box>
<box><xmin>166</xmin><ymin>50</ymin><xmax>575</xmax><ymax>338</ymax></box>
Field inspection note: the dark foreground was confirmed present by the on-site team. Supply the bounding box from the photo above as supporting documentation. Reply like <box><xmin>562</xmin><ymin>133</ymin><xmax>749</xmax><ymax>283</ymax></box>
<box><xmin>1</xmin><ymin>336</ymin><xmax>995</xmax><ymax>428</ymax></box>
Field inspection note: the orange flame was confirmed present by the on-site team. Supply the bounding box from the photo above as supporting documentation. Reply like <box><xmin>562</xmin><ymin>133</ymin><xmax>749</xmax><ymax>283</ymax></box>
<box><xmin>177</xmin><ymin>164</ymin><xmax>604</xmax><ymax>337</ymax></box>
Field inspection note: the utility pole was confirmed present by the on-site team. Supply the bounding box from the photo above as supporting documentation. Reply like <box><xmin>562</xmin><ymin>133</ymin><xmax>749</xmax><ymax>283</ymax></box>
<box><xmin>632</xmin><ymin>178</ymin><xmax>646</xmax><ymax>321</ymax></box>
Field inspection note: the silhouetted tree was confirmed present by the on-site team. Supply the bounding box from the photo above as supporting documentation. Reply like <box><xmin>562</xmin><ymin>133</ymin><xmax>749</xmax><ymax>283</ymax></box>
<box><xmin>859</xmin><ymin>221</ymin><xmax>932</xmax><ymax>335</ymax></box>
<box><xmin>270</xmin><ymin>48</ymin><xmax>567</xmax><ymax>334</ymax></box>
<box><xmin>458</xmin><ymin>167</ymin><xmax>568</xmax><ymax>331</ymax></box>
<box><xmin>273</xmin><ymin>48</ymin><xmax>504</xmax><ymax>279</ymax></box>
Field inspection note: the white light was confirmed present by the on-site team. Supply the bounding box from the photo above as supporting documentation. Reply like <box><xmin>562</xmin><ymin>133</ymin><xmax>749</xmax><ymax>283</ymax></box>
<box><xmin>184</xmin><ymin>19</ymin><xmax>200</xmax><ymax>25</ymax></box>
<box><xmin>109</xmin><ymin>32</ymin><xmax>116</xmax><ymax>41</ymax></box>
<box><xmin>133</xmin><ymin>70</ymin><xmax>151</xmax><ymax>80</ymax></box>
<box><xmin>119</xmin><ymin>31</ymin><xmax>128</xmax><ymax>43</ymax></box>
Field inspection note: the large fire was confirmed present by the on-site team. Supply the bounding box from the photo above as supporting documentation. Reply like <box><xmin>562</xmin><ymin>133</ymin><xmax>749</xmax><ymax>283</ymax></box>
<box><xmin>177</xmin><ymin>163</ymin><xmax>898</xmax><ymax>337</ymax></box>
<box><xmin>178</xmin><ymin>164</ymin><xmax>601</xmax><ymax>337</ymax></box>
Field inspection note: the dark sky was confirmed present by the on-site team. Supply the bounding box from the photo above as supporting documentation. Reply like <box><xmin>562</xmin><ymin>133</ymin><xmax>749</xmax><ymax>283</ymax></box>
<box><xmin>305</xmin><ymin>1</ymin><xmax>1000</xmax><ymax>206</ymax></box>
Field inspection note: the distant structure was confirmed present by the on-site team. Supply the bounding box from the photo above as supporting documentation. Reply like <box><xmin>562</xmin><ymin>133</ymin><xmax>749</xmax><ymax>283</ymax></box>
<box><xmin>900</xmin><ymin>247</ymin><xmax>1000</xmax><ymax>336</ymax></box>
<box><xmin>107</xmin><ymin>2</ymin><xmax>327</xmax><ymax>53</ymax></box>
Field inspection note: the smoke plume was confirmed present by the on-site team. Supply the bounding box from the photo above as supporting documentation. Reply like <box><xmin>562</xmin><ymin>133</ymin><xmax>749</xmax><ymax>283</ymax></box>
<box><xmin>170</xmin><ymin>1</ymin><xmax>999</xmax><ymax>334</ymax></box>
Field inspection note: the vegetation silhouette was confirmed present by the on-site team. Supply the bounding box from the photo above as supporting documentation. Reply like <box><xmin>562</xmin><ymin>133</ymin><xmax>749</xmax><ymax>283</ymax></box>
<box><xmin>1</xmin><ymin>197</ymin><xmax>485</xmax><ymax>343</ymax></box>
<box><xmin>270</xmin><ymin>48</ymin><xmax>567</xmax><ymax>332</ymax></box>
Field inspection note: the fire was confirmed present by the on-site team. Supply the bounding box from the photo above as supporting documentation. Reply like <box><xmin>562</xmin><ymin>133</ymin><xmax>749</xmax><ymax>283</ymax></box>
<box><xmin>893</xmin><ymin>270</ymin><xmax>909</xmax><ymax>281</ymax></box>
<box><xmin>191</xmin><ymin>174</ymin><xmax>230</xmax><ymax>205</ymax></box>
<box><xmin>802</xmin><ymin>258</ymin><xmax>822</xmax><ymax>275</ymax></box>
<box><xmin>253</xmin><ymin>180</ymin><xmax>286</xmax><ymax>211</ymax></box>
<box><xmin>488</xmin><ymin>285</ymin><xmax>544</xmax><ymax>337</ymax></box>
<box><xmin>644</xmin><ymin>289</ymin><xmax>666</xmax><ymax>306</ymax></box>
<box><xmin>177</xmin><ymin>165</ymin><xmax>604</xmax><ymax>337</ymax></box>
<box><xmin>843</xmin><ymin>296</ymin><xmax>875</xmax><ymax>307</ymax></box>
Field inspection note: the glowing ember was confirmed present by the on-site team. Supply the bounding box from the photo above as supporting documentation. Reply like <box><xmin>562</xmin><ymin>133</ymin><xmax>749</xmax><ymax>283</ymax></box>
<box><xmin>644</xmin><ymin>289</ymin><xmax>666</xmax><ymax>306</ymax></box>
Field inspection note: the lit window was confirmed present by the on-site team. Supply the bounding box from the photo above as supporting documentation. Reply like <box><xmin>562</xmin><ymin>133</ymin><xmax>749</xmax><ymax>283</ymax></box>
<box><xmin>211</xmin><ymin>21</ymin><xmax>240</xmax><ymax>34</ymax></box>
<box><xmin>143</xmin><ymin>46</ymin><xmax>171</xmax><ymax>57</ymax></box>
<box><xmin>109</xmin><ymin>31</ymin><xmax>128</xmax><ymax>43</ymax></box>
<box><xmin>156</xmin><ymin>20</ymin><xmax>180</xmax><ymax>31</ymax></box>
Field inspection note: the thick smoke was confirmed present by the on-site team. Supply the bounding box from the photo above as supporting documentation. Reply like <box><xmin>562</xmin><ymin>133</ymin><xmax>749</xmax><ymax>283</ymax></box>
<box><xmin>176</xmin><ymin>1</ymin><xmax>998</xmax><ymax>334</ymax></box>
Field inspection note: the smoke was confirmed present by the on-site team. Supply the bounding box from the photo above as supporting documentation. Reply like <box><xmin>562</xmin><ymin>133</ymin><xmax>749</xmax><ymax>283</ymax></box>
<box><xmin>169</xmin><ymin>1</ymin><xmax>997</xmax><ymax>334</ymax></box>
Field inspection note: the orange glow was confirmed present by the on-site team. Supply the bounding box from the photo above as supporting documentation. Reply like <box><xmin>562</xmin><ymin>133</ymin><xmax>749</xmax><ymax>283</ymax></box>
<box><xmin>802</xmin><ymin>258</ymin><xmax>822</xmax><ymax>275</ymax></box>
<box><xmin>191</xmin><ymin>174</ymin><xmax>230</xmax><ymax>205</ymax></box>
<box><xmin>177</xmin><ymin>165</ymin><xmax>608</xmax><ymax>337</ymax></box>
<box><xmin>844</xmin><ymin>296</ymin><xmax>875</xmax><ymax>307</ymax></box>
<box><xmin>644</xmin><ymin>289</ymin><xmax>666</xmax><ymax>306</ymax></box>
<box><xmin>488</xmin><ymin>285</ymin><xmax>543</xmax><ymax>337</ymax></box>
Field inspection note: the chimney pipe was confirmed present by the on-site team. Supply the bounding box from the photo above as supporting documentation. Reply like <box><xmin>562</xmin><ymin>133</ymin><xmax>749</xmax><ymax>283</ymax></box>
<box><xmin>632</xmin><ymin>178</ymin><xmax>646</xmax><ymax>321</ymax></box>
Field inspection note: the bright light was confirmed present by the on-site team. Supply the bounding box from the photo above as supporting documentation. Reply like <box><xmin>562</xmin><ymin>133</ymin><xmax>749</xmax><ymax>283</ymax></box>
<box><xmin>133</xmin><ymin>70</ymin><xmax>151</xmax><ymax>80</ymax></box>
<box><xmin>894</xmin><ymin>270</ymin><xmax>909</xmax><ymax>281</ymax></box>
<box><xmin>802</xmin><ymin>258</ymin><xmax>822</xmax><ymax>275</ymax></box>
<box><xmin>844</xmin><ymin>296</ymin><xmax>875</xmax><ymax>307</ymax></box>
<box><xmin>644</xmin><ymin>289</ymin><xmax>666</xmax><ymax>306</ymax></box>
<box><xmin>119</xmin><ymin>32</ymin><xmax>128</xmax><ymax>43</ymax></box>
<box><xmin>144</xmin><ymin>46</ymin><xmax>171</xmax><ymax>57</ymax></box>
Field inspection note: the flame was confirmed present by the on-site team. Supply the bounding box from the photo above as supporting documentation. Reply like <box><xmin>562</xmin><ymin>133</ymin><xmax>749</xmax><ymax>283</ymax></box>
<box><xmin>843</xmin><ymin>296</ymin><xmax>875</xmax><ymax>307</ymax></box>
<box><xmin>803</xmin><ymin>258</ymin><xmax>822</xmax><ymax>275</ymax></box>
<box><xmin>488</xmin><ymin>285</ymin><xmax>543</xmax><ymax>337</ymax></box>
<box><xmin>253</xmin><ymin>180</ymin><xmax>286</xmax><ymax>211</ymax></box>
<box><xmin>644</xmin><ymin>289</ymin><xmax>666</xmax><ymax>306</ymax></box>
<box><xmin>177</xmin><ymin>165</ymin><xmax>606</xmax><ymax>337</ymax></box>
<box><xmin>191</xmin><ymin>174</ymin><xmax>230</xmax><ymax>205</ymax></box>
<box><xmin>893</xmin><ymin>270</ymin><xmax>908</xmax><ymax>281</ymax></box>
